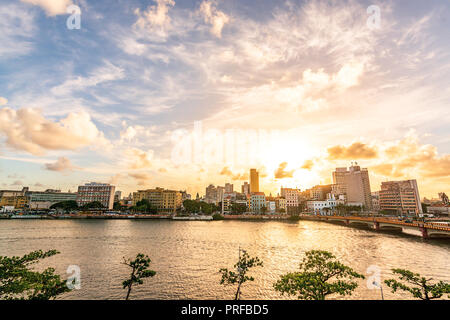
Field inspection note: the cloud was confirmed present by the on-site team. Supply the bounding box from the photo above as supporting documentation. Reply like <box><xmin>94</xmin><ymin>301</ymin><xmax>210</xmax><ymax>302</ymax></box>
<box><xmin>125</xmin><ymin>148</ymin><xmax>153</xmax><ymax>169</ymax></box>
<box><xmin>134</xmin><ymin>0</ymin><xmax>175</xmax><ymax>38</ymax></box>
<box><xmin>45</xmin><ymin>157</ymin><xmax>75</xmax><ymax>172</ymax></box>
<box><xmin>21</xmin><ymin>0</ymin><xmax>73</xmax><ymax>16</ymax></box>
<box><xmin>274</xmin><ymin>162</ymin><xmax>295</xmax><ymax>179</ymax></box>
<box><xmin>372</xmin><ymin>133</ymin><xmax>450</xmax><ymax>179</ymax></box>
<box><xmin>11</xmin><ymin>180</ymin><xmax>24</xmax><ymax>186</ymax></box>
<box><xmin>198</xmin><ymin>1</ymin><xmax>230</xmax><ymax>38</ymax></box>
<box><xmin>0</xmin><ymin>4</ymin><xmax>35</xmax><ymax>59</ymax></box>
<box><xmin>0</xmin><ymin>108</ymin><xmax>109</xmax><ymax>155</ymax></box>
<box><xmin>51</xmin><ymin>61</ymin><xmax>125</xmax><ymax>96</ymax></box>
<box><xmin>327</xmin><ymin>142</ymin><xmax>378</xmax><ymax>160</ymax></box>
<box><xmin>0</xmin><ymin>97</ymin><xmax>7</xmax><ymax>106</ymax></box>
<box><xmin>220</xmin><ymin>167</ymin><xmax>249</xmax><ymax>180</ymax></box>
<box><xmin>128</xmin><ymin>172</ymin><xmax>152</xmax><ymax>186</ymax></box>
<box><xmin>301</xmin><ymin>160</ymin><xmax>315</xmax><ymax>170</ymax></box>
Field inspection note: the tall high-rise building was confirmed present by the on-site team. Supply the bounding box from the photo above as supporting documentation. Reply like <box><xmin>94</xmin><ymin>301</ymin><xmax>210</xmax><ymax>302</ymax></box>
<box><xmin>379</xmin><ymin>180</ymin><xmax>423</xmax><ymax>215</ymax></box>
<box><xmin>250</xmin><ymin>169</ymin><xmax>259</xmax><ymax>193</ymax></box>
<box><xmin>225</xmin><ymin>183</ymin><xmax>234</xmax><ymax>193</ymax></box>
<box><xmin>332</xmin><ymin>164</ymin><xmax>372</xmax><ymax>209</ymax></box>
<box><xmin>77</xmin><ymin>183</ymin><xmax>116</xmax><ymax>210</ymax></box>
<box><xmin>241</xmin><ymin>182</ymin><xmax>250</xmax><ymax>195</ymax></box>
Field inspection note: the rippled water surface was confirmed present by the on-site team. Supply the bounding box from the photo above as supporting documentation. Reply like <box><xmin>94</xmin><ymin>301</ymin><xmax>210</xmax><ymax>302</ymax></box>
<box><xmin>1</xmin><ymin>219</ymin><xmax>449</xmax><ymax>300</ymax></box>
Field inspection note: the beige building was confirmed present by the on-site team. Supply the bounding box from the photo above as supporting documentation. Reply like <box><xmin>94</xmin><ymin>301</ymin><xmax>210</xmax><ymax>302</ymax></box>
<box><xmin>133</xmin><ymin>188</ymin><xmax>182</xmax><ymax>214</ymax></box>
<box><xmin>379</xmin><ymin>180</ymin><xmax>422</xmax><ymax>215</ymax></box>
<box><xmin>0</xmin><ymin>187</ymin><xmax>29</xmax><ymax>209</ymax></box>
<box><xmin>77</xmin><ymin>183</ymin><xmax>116</xmax><ymax>210</ymax></box>
<box><xmin>333</xmin><ymin>164</ymin><xmax>372</xmax><ymax>210</ymax></box>
<box><xmin>250</xmin><ymin>169</ymin><xmax>259</xmax><ymax>193</ymax></box>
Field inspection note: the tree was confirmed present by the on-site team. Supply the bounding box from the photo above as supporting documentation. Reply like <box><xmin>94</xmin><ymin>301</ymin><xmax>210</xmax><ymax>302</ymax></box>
<box><xmin>231</xmin><ymin>203</ymin><xmax>247</xmax><ymax>214</ymax></box>
<box><xmin>219</xmin><ymin>249</ymin><xmax>263</xmax><ymax>300</ymax></box>
<box><xmin>122</xmin><ymin>253</ymin><xmax>156</xmax><ymax>300</ymax></box>
<box><xmin>0</xmin><ymin>250</ymin><xmax>72</xmax><ymax>300</ymax></box>
<box><xmin>82</xmin><ymin>201</ymin><xmax>104</xmax><ymax>209</ymax></box>
<box><xmin>274</xmin><ymin>250</ymin><xmax>365</xmax><ymax>300</ymax></box>
<box><xmin>260</xmin><ymin>206</ymin><xmax>267</xmax><ymax>214</ymax></box>
<box><xmin>385</xmin><ymin>269</ymin><xmax>450</xmax><ymax>300</ymax></box>
<box><xmin>183</xmin><ymin>200</ymin><xmax>200</xmax><ymax>213</ymax></box>
<box><xmin>50</xmin><ymin>200</ymin><xmax>78</xmax><ymax>212</ymax></box>
<box><xmin>135</xmin><ymin>200</ymin><xmax>158</xmax><ymax>214</ymax></box>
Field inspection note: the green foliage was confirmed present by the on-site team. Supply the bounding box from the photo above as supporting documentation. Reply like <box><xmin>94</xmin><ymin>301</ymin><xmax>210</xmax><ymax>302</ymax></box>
<box><xmin>219</xmin><ymin>249</ymin><xmax>263</xmax><ymax>300</ymax></box>
<box><xmin>135</xmin><ymin>200</ymin><xmax>158</xmax><ymax>214</ymax></box>
<box><xmin>212</xmin><ymin>213</ymin><xmax>224</xmax><ymax>220</ymax></box>
<box><xmin>0</xmin><ymin>250</ymin><xmax>71</xmax><ymax>300</ymax></box>
<box><xmin>385</xmin><ymin>269</ymin><xmax>450</xmax><ymax>300</ymax></box>
<box><xmin>50</xmin><ymin>200</ymin><xmax>78</xmax><ymax>211</ymax></box>
<box><xmin>274</xmin><ymin>250</ymin><xmax>365</xmax><ymax>300</ymax></box>
<box><xmin>183</xmin><ymin>200</ymin><xmax>218</xmax><ymax>215</ymax></box>
<box><xmin>122</xmin><ymin>253</ymin><xmax>156</xmax><ymax>300</ymax></box>
<box><xmin>82</xmin><ymin>201</ymin><xmax>104</xmax><ymax>209</ymax></box>
<box><xmin>230</xmin><ymin>203</ymin><xmax>247</xmax><ymax>214</ymax></box>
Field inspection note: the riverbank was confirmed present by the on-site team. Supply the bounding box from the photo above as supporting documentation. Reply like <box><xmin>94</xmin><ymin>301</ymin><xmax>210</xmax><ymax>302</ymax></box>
<box><xmin>0</xmin><ymin>214</ymin><xmax>293</xmax><ymax>221</ymax></box>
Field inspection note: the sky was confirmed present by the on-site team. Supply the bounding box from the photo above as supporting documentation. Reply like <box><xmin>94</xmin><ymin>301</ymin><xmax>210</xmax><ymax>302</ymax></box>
<box><xmin>0</xmin><ymin>0</ymin><xmax>449</xmax><ymax>199</ymax></box>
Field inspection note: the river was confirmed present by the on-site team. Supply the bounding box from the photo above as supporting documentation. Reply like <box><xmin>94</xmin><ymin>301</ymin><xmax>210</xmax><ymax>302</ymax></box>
<box><xmin>0</xmin><ymin>219</ymin><xmax>449</xmax><ymax>300</ymax></box>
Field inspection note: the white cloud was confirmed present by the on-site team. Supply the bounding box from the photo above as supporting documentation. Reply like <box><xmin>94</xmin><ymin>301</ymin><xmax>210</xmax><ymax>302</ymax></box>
<box><xmin>20</xmin><ymin>0</ymin><xmax>73</xmax><ymax>16</ymax></box>
<box><xmin>198</xmin><ymin>1</ymin><xmax>230</xmax><ymax>38</ymax></box>
<box><xmin>134</xmin><ymin>0</ymin><xmax>175</xmax><ymax>39</ymax></box>
<box><xmin>45</xmin><ymin>157</ymin><xmax>76</xmax><ymax>172</ymax></box>
<box><xmin>51</xmin><ymin>61</ymin><xmax>125</xmax><ymax>96</ymax></box>
<box><xmin>0</xmin><ymin>97</ymin><xmax>8</xmax><ymax>106</ymax></box>
<box><xmin>0</xmin><ymin>108</ymin><xmax>109</xmax><ymax>155</ymax></box>
<box><xmin>0</xmin><ymin>4</ymin><xmax>35</xmax><ymax>59</ymax></box>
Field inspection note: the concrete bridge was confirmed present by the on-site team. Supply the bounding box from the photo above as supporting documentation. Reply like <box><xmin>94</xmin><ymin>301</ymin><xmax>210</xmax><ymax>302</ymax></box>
<box><xmin>314</xmin><ymin>215</ymin><xmax>450</xmax><ymax>239</ymax></box>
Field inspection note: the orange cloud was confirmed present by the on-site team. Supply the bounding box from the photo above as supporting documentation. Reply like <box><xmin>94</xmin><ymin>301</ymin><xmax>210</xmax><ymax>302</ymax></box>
<box><xmin>327</xmin><ymin>142</ymin><xmax>377</xmax><ymax>160</ymax></box>
<box><xmin>220</xmin><ymin>167</ymin><xmax>249</xmax><ymax>180</ymax></box>
<box><xmin>301</xmin><ymin>159</ymin><xmax>315</xmax><ymax>170</ymax></box>
<box><xmin>45</xmin><ymin>157</ymin><xmax>76</xmax><ymax>172</ymax></box>
<box><xmin>274</xmin><ymin>162</ymin><xmax>295</xmax><ymax>179</ymax></box>
<box><xmin>0</xmin><ymin>108</ymin><xmax>108</xmax><ymax>155</ymax></box>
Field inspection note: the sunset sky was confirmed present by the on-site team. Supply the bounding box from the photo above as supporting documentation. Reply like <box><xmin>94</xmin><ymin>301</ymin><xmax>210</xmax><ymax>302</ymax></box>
<box><xmin>0</xmin><ymin>0</ymin><xmax>449</xmax><ymax>199</ymax></box>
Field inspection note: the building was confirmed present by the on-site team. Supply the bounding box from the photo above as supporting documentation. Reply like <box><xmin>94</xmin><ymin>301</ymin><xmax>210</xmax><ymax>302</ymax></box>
<box><xmin>306</xmin><ymin>185</ymin><xmax>332</xmax><ymax>201</ymax></box>
<box><xmin>371</xmin><ymin>191</ymin><xmax>380</xmax><ymax>211</ymax></box>
<box><xmin>307</xmin><ymin>194</ymin><xmax>345</xmax><ymax>216</ymax></box>
<box><xmin>0</xmin><ymin>187</ymin><xmax>29</xmax><ymax>209</ymax></box>
<box><xmin>280</xmin><ymin>188</ymin><xmax>301</xmax><ymax>213</ymax></box>
<box><xmin>205</xmin><ymin>184</ymin><xmax>224</xmax><ymax>204</ymax></box>
<box><xmin>28</xmin><ymin>190</ymin><xmax>77</xmax><ymax>209</ymax></box>
<box><xmin>241</xmin><ymin>182</ymin><xmax>250</xmax><ymax>195</ymax></box>
<box><xmin>427</xmin><ymin>204</ymin><xmax>450</xmax><ymax>217</ymax></box>
<box><xmin>133</xmin><ymin>188</ymin><xmax>182</xmax><ymax>214</ymax></box>
<box><xmin>225</xmin><ymin>183</ymin><xmax>234</xmax><ymax>193</ymax></box>
<box><xmin>250</xmin><ymin>192</ymin><xmax>266</xmax><ymax>213</ymax></box>
<box><xmin>77</xmin><ymin>183</ymin><xmax>116</xmax><ymax>210</ymax></box>
<box><xmin>275</xmin><ymin>197</ymin><xmax>287</xmax><ymax>213</ymax></box>
<box><xmin>333</xmin><ymin>164</ymin><xmax>372</xmax><ymax>210</ymax></box>
<box><xmin>180</xmin><ymin>190</ymin><xmax>191</xmax><ymax>201</ymax></box>
<box><xmin>379</xmin><ymin>180</ymin><xmax>423</xmax><ymax>216</ymax></box>
<box><xmin>250</xmin><ymin>169</ymin><xmax>259</xmax><ymax>193</ymax></box>
<box><xmin>114</xmin><ymin>191</ymin><xmax>122</xmax><ymax>203</ymax></box>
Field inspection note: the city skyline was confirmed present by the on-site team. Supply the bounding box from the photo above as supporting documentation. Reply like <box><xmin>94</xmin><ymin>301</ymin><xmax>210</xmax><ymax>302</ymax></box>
<box><xmin>1</xmin><ymin>0</ymin><xmax>449</xmax><ymax>199</ymax></box>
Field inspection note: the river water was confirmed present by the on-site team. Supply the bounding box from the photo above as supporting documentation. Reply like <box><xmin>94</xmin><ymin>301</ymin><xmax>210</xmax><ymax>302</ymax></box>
<box><xmin>0</xmin><ymin>219</ymin><xmax>449</xmax><ymax>300</ymax></box>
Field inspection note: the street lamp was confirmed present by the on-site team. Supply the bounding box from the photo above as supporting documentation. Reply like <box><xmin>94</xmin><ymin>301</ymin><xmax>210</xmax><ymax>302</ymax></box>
<box><xmin>372</xmin><ymin>281</ymin><xmax>384</xmax><ymax>300</ymax></box>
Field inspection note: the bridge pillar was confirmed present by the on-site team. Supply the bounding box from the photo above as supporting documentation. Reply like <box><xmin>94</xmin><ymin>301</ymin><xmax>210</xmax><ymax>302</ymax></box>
<box><xmin>419</xmin><ymin>227</ymin><xmax>429</xmax><ymax>239</ymax></box>
<box><xmin>345</xmin><ymin>219</ymin><xmax>350</xmax><ymax>225</ymax></box>
<box><xmin>373</xmin><ymin>221</ymin><xmax>380</xmax><ymax>231</ymax></box>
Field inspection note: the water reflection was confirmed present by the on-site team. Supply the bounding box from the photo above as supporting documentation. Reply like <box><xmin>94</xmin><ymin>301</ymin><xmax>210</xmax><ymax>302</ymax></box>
<box><xmin>0</xmin><ymin>220</ymin><xmax>448</xmax><ymax>300</ymax></box>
